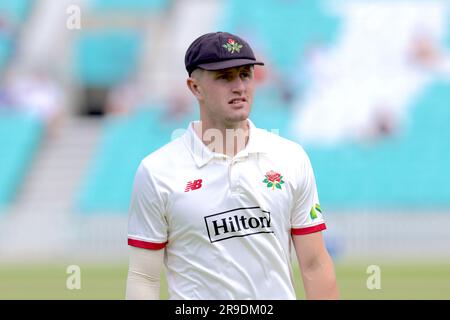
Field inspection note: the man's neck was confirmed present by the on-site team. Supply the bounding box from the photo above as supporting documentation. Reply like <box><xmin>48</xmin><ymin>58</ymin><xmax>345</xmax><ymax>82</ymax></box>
<box><xmin>193</xmin><ymin>119</ymin><xmax>249</xmax><ymax>158</ymax></box>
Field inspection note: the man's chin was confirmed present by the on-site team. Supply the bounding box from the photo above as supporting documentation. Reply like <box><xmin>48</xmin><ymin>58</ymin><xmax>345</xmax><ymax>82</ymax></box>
<box><xmin>225</xmin><ymin>114</ymin><xmax>249</xmax><ymax>125</ymax></box>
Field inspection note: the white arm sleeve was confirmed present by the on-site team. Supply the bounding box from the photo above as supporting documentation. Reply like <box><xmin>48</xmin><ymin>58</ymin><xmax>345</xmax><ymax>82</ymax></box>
<box><xmin>125</xmin><ymin>246</ymin><xmax>165</xmax><ymax>300</ymax></box>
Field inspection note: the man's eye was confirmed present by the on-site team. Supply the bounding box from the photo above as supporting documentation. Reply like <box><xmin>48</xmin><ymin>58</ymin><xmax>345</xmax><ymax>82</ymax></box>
<box><xmin>241</xmin><ymin>72</ymin><xmax>250</xmax><ymax>78</ymax></box>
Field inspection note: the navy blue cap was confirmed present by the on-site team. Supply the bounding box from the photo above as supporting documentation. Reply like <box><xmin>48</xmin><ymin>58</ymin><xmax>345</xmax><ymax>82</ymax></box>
<box><xmin>185</xmin><ymin>31</ymin><xmax>264</xmax><ymax>76</ymax></box>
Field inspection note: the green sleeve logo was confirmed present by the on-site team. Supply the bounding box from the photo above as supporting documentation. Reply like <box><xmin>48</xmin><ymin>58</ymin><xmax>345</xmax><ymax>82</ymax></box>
<box><xmin>310</xmin><ymin>203</ymin><xmax>322</xmax><ymax>220</ymax></box>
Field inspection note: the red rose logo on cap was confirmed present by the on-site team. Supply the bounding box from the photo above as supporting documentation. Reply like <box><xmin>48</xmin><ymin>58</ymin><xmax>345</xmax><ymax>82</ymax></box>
<box><xmin>263</xmin><ymin>170</ymin><xmax>285</xmax><ymax>190</ymax></box>
<box><xmin>223</xmin><ymin>38</ymin><xmax>243</xmax><ymax>54</ymax></box>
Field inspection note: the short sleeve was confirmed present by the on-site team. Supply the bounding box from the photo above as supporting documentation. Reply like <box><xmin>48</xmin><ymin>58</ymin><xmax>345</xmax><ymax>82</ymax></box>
<box><xmin>127</xmin><ymin>162</ymin><xmax>168</xmax><ymax>250</ymax></box>
<box><xmin>290</xmin><ymin>149</ymin><xmax>326</xmax><ymax>235</ymax></box>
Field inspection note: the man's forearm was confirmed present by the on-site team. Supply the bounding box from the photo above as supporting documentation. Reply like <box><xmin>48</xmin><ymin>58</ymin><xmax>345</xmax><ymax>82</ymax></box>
<box><xmin>126</xmin><ymin>270</ymin><xmax>160</xmax><ymax>300</ymax></box>
<box><xmin>125</xmin><ymin>246</ymin><xmax>164</xmax><ymax>300</ymax></box>
<box><xmin>301</xmin><ymin>254</ymin><xmax>339</xmax><ymax>300</ymax></box>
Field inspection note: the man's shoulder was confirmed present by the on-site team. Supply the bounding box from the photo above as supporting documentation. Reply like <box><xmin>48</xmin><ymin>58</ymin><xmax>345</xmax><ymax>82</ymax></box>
<box><xmin>254</xmin><ymin>127</ymin><xmax>309</xmax><ymax>159</ymax></box>
<box><xmin>140</xmin><ymin>135</ymin><xmax>188</xmax><ymax>171</ymax></box>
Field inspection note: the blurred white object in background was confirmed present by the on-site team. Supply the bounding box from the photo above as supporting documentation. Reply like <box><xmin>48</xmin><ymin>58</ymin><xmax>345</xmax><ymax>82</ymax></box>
<box><xmin>291</xmin><ymin>0</ymin><xmax>450</xmax><ymax>145</ymax></box>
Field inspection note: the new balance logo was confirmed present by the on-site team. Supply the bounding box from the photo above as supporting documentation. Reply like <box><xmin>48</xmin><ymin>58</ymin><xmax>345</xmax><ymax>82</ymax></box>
<box><xmin>185</xmin><ymin>179</ymin><xmax>203</xmax><ymax>192</ymax></box>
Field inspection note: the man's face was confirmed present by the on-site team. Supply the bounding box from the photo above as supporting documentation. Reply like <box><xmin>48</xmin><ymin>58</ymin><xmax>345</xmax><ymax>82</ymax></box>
<box><xmin>190</xmin><ymin>65</ymin><xmax>255</xmax><ymax>126</ymax></box>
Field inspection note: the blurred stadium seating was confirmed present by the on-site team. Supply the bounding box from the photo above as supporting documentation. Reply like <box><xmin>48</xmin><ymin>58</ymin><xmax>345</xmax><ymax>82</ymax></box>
<box><xmin>0</xmin><ymin>0</ymin><xmax>449</xmax><ymax>268</ymax></box>
<box><xmin>0</xmin><ymin>33</ymin><xmax>13</xmax><ymax>72</ymax></box>
<box><xmin>0</xmin><ymin>0</ymin><xmax>32</xmax><ymax>71</ymax></box>
<box><xmin>309</xmin><ymin>81</ymin><xmax>450</xmax><ymax>208</ymax></box>
<box><xmin>91</xmin><ymin>0</ymin><xmax>169</xmax><ymax>13</ymax></box>
<box><xmin>0</xmin><ymin>112</ymin><xmax>43</xmax><ymax>209</ymax></box>
<box><xmin>0</xmin><ymin>1</ymin><xmax>32</xmax><ymax>25</ymax></box>
<box><xmin>78</xmin><ymin>107</ymin><xmax>170</xmax><ymax>212</ymax></box>
<box><xmin>74</xmin><ymin>29</ymin><xmax>143</xmax><ymax>87</ymax></box>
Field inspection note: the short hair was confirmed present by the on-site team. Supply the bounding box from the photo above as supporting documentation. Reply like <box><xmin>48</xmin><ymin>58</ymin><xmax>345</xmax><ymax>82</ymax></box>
<box><xmin>190</xmin><ymin>68</ymin><xmax>204</xmax><ymax>80</ymax></box>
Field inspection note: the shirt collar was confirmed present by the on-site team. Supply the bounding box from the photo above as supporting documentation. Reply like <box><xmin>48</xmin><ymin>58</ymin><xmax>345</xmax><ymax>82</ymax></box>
<box><xmin>182</xmin><ymin>119</ymin><xmax>267</xmax><ymax>168</ymax></box>
<box><xmin>244</xmin><ymin>119</ymin><xmax>268</xmax><ymax>155</ymax></box>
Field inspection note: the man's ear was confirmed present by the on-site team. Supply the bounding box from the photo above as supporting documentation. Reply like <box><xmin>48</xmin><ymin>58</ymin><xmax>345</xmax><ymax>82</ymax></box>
<box><xmin>186</xmin><ymin>77</ymin><xmax>203</xmax><ymax>100</ymax></box>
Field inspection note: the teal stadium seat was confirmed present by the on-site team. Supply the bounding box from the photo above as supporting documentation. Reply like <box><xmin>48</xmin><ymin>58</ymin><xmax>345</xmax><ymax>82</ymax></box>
<box><xmin>0</xmin><ymin>112</ymin><xmax>43</xmax><ymax>210</ymax></box>
<box><xmin>0</xmin><ymin>0</ymin><xmax>32</xmax><ymax>71</ymax></box>
<box><xmin>0</xmin><ymin>35</ymin><xmax>12</xmax><ymax>71</ymax></box>
<box><xmin>0</xmin><ymin>0</ymin><xmax>31</xmax><ymax>24</ymax></box>
<box><xmin>77</xmin><ymin>106</ymin><xmax>198</xmax><ymax>213</ymax></box>
<box><xmin>91</xmin><ymin>0</ymin><xmax>168</xmax><ymax>13</ymax></box>
<box><xmin>75</xmin><ymin>30</ymin><xmax>142</xmax><ymax>87</ymax></box>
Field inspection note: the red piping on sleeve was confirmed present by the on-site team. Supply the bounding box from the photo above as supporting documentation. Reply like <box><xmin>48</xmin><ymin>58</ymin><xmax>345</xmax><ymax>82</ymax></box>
<box><xmin>128</xmin><ymin>238</ymin><xmax>167</xmax><ymax>250</ymax></box>
<box><xmin>291</xmin><ymin>223</ymin><xmax>326</xmax><ymax>235</ymax></box>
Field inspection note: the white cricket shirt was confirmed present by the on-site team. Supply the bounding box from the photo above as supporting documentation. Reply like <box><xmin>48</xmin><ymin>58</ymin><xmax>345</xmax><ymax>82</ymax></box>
<box><xmin>127</xmin><ymin>119</ymin><xmax>326</xmax><ymax>299</ymax></box>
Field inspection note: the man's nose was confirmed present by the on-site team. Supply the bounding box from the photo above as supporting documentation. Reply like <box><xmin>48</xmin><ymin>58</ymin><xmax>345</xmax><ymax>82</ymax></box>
<box><xmin>231</xmin><ymin>77</ymin><xmax>246</xmax><ymax>94</ymax></box>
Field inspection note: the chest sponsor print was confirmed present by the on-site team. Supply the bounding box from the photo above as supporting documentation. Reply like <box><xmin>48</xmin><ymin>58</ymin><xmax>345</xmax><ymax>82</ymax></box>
<box><xmin>204</xmin><ymin>206</ymin><xmax>274</xmax><ymax>243</ymax></box>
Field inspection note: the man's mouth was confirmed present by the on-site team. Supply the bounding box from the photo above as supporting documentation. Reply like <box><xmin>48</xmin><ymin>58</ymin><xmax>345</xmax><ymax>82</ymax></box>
<box><xmin>229</xmin><ymin>97</ymin><xmax>247</xmax><ymax>105</ymax></box>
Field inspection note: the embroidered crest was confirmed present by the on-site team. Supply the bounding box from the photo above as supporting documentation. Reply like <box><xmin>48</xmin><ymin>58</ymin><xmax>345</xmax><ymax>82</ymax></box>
<box><xmin>263</xmin><ymin>170</ymin><xmax>285</xmax><ymax>190</ymax></box>
<box><xmin>222</xmin><ymin>38</ymin><xmax>243</xmax><ymax>54</ymax></box>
